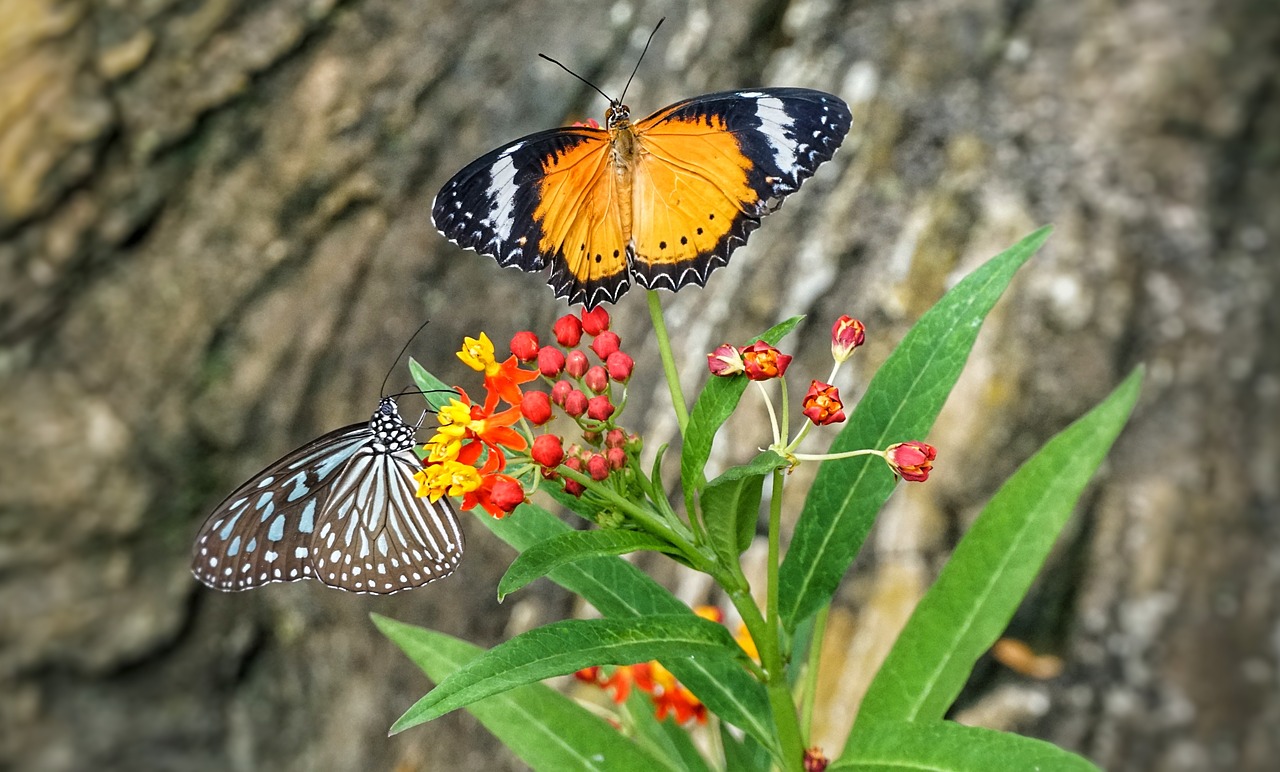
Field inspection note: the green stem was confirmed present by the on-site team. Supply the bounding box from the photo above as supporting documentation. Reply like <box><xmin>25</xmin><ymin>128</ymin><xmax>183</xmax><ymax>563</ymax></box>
<box><xmin>760</xmin><ymin>466</ymin><xmax>805</xmax><ymax>769</ymax></box>
<box><xmin>557</xmin><ymin>465</ymin><xmax>710</xmax><ymax>570</ymax></box>
<box><xmin>647</xmin><ymin>290</ymin><xmax>689</xmax><ymax>435</ymax></box>
<box><xmin>790</xmin><ymin>448</ymin><xmax>884</xmax><ymax>462</ymax></box>
<box><xmin>767</xmin><ymin>468</ymin><xmax>784</xmax><ymax>652</ymax></box>
<box><xmin>800</xmin><ymin>604</ymin><xmax>829</xmax><ymax>738</ymax></box>
<box><xmin>726</xmin><ymin>588</ymin><xmax>798</xmax><ymax>770</ymax></box>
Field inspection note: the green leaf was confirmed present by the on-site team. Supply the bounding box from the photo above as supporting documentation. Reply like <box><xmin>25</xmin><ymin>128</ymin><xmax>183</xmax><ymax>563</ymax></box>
<box><xmin>390</xmin><ymin>615</ymin><xmax>744</xmax><ymax>731</ymax></box>
<box><xmin>779</xmin><ymin>227</ymin><xmax>1053</xmax><ymax>631</ymax></box>
<box><xmin>681</xmin><ymin>315</ymin><xmax>804</xmax><ymax>513</ymax></box>
<box><xmin>480</xmin><ymin>506</ymin><xmax>778</xmax><ymax>753</ymax></box>
<box><xmin>372</xmin><ymin>614</ymin><xmax>675</xmax><ymax>771</ymax></box>
<box><xmin>702</xmin><ymin>451</ymin><xmax>786</xmax><ymax>563</ymax></box>
<box><xmin>408</xmin><ymin>358</ymin><xmax>458</xmax><ymax>411</ymax></box>
<box><xmin>853</xmin><ymin>367</ymin><xmax>1142</xmax><ymax>729</ymax></box>
<box><xmin>622</xmin><ymin>688</ymin><xmax>712</xmax><ymax>772</ymax></box>
<box><xmin>719</xmin><ymin>722</ymin><xmax>772</xmax><ymax>772</ymax></box>
<box><xmin>831</xmin><ymin>720</ymin><xmax>1101</xmax><ymax>771</ymax></box>
<box><xmin>498</xmin><ymin>530</ymin><xmax>676</xmax><ymax>601</ymax></box>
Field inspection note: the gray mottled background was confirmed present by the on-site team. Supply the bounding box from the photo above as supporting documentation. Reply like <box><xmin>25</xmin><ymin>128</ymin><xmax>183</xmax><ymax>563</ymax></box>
<box><xmin>2</xmin><ymin>0</ymin><xmax>1276</xmax><ymax>769</ymax></box>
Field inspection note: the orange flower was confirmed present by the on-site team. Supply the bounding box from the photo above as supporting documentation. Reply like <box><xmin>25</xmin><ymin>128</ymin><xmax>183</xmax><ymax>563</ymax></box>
<box><xmin>418</xmin><ymin>382</ymin><xmax>530</xmax><ymax>512</ymax></box>
<box><xmin>801</xmin><ymin>380</ymin><xmax>846</xmax><ymax>426</ymax></box>
<box><xmin>741</xmin><ymin>340</ymin><xmax>792</xmax><ymax>381</ymax></box>
<box><xmin>456</xmin><ymin>332</ymin><xmax>539</xmax><ymax>405</ymax></box>
<box><xmin>462</xmin><ymin>473</ymin><xmax>525</xmax><ymax>518</ymax></box>
<box><xmin>574</xmin><ymin>661</ymin><xmax>704</xmax><ymax>723</ymax></box>
<box><xmin>645</xmin><ymin>662</ymin><xmax>706</xmax><ymax>725</ymax></box>
<box><xmin>433</xmin><ymin>386</ymin><xmax>527</xmax><ymax>459</ymax></box>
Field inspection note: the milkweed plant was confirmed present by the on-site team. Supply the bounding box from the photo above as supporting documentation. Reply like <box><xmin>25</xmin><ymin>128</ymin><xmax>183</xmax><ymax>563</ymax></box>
<box><xmin>374</xmin><ymin>227</ymin><xmax>1142</xmax><ymax>771</ymax></box>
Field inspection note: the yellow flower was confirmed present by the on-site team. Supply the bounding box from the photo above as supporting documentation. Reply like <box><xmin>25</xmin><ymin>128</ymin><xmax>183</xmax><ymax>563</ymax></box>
<box><xmin>735</xmin><ymin>623</ymin><xmax>759</xmax><ymax>662</ymax></box>
<box><xmin>457</xmin><ymin>333</ymin><xmax>500</xmax><ymax>376</ymax></box>
<box><xmin>424</xmin><ymin>436</ymin><xmax>461</xmax><ymax>464</ymax></box>
<box><xmin>415</xmin><ymin>461</ymin><xmax>482</xmax><ymax>501</ymax></box>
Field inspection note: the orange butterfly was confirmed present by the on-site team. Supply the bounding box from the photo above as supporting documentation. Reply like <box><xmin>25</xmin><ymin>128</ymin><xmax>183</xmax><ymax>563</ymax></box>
<box><xmin>433</xmin><ymin>62</ymin><xmax>850</xmax><ymax>309</ymax></box>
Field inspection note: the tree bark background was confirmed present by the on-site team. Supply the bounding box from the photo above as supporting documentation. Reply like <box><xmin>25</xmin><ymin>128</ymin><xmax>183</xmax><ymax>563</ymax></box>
<box><xmin>1</xmin><ymin>0</ymin><xmax>1275</xmax><ymax>770</ymax></box>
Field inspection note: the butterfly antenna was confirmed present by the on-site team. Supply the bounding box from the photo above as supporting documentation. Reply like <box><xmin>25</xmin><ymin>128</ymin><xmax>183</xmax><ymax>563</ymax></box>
<box><xmin>380</xmin><ymin>319</ymin><xmax>433</xmax><ymax>397</ymax></box>
<box><xmin>538</xmin><ymin>53</ymin><xmax>613</xmax><ymax>103</ymax></box>
<box><xmin>619</xmin><ymin>17</ymin><xmax>665</xmax><ymax>105</ymax></box>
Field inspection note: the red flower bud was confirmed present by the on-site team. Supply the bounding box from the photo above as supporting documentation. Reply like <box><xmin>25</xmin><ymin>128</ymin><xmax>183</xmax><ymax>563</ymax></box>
<box><xmin>884</xmin><ymin>441</ymin><xmax>937</xmax><ymax>482</ymax></box>
<box><xmin>581</xmin><ymin>429</ymin><xmax>601</xmax><ymax>445</ymax></box>
<box><xmin>606</xmin><ymin>446</ymin><xmax>627</xmax><ymax>470</ymax></box>
<box><xmin>586</xmin><ymin>453</ymin><xmax>610</xmax><ymax>481</ymax></box>
<box><xmin>801</xmin><ymin>380</ymin><xmax>846</xmax><ymax>426</ymax></box>
<box><xmin>707</xmin><ymin>343</ymin><xmax>745</xmax><ymax>376</ymax></box>
<box><xmin>510</xmin><ymin>331</ymin><xmax>540</xmax><ymax>361</ymax></box>
<box><xmin>831</xmin><ymin>316</ymin><xmax>866</xmax><ymax>363</ymax></box>
<box><xmin>537</xmin><ymin>346</ymin><xmax>566</xmax><ymax>377</ymax></box>
<box><xmin>803</xmin><ymin>746</ymin><xmax>830</xmax><ymax>772</ymax></box>
<box><xmin>489</xmin><ymin>477</ymin><xmax>526</xmax><ymax>515</ymax></box>
<box><xmin>584</xmin><ymin>365</ymin><xmax>609</xmax><ymax>394</ymax></box>
<box><xmin>580</xmin><ymin>306</ymin><xmax>610</xmax><ymax>336</ymax></box>
<box><xmin>520</xmin><ymin>390</ymin><xmax>553</xmax><ymax>425</ymax></box>
<box><xmin>553</xmin><ymin>314</ymin><xmax>583</xmax><ymax>347</ymax></box>
<box><xmin>563</xmin><ymin>389</ymin><xmax>589</xmax><ymax>417</ymax></box>
<box><xmin>565</xmin><ymin>350</ymin><xmax>589</xmax><ymax>378</ymax></box>
<box><xmin>741</xmin><ymin>340</ymin><xmax>792</xmax><ymax>381</ymax></box>
<box><xmin>586</xmin><ymin>395</ymin><xmax>615</xmax><ymax>421</ymax></box>
<box><xmin>563</xmin><ymin>455</ymin><xmax>585</xmax><ymax>497</ymax></box>
<box><xmin>550</xmin><ymin>379</ymin><xmax>572</xmax><ymax>406</ymax></box>
<box><xmin>604</xmin><ymin>428</ymin><xmax>627</xmax><ymax>448</ymax></box>
<box><xmin>590</xmin><ymin>331</ymin><xmax>621</xmax><ymax>359</ymax></box>
<box><xmin>531</xmin><ymin>433</ymin><xmax>565</xmax><ymax>469</ymax></box>
<box><xmin>605</xmin><ymin>350</ymin><xmax>633</xmax><ymax>382</ymax></box>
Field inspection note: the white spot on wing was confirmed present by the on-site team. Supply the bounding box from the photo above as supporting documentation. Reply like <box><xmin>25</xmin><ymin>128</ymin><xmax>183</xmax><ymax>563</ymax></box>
<box><xmin>484</xmin><ymin>143</ymin><xmax>524</xmax><ymax>244</ymax></box>
<box><xmin>753</xmin><ymin>97</ymin><xmax>799</xmax><ymax>177</ymax></box>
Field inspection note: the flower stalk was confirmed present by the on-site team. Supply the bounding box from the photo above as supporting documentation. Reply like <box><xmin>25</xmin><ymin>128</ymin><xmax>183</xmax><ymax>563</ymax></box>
<box><xmin>647</xmin><ymin>290</ymin><xmax>689</xmax><ymax>434</ymax></box>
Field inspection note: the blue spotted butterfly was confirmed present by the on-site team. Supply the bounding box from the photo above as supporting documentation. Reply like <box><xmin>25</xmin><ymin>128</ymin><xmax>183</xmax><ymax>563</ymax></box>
<box><xmin>191</xmin><ymin>396</ymin><xmax>464</xmax><ymax>594</ymax></box>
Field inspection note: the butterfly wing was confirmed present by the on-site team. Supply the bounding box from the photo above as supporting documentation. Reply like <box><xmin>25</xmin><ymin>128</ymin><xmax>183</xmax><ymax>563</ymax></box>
<box><xmin>630</xmin><ymin>88</ymin><xmax>851</xmax><ymax>292</ymax></box>
<box><xmin>307</xmin><ymin>447</ymin><xmax>464</xmax><ymax>594</ymax></box>
<box><xmin>432</xmin><ymin>127</ymin><xmax>633</xmax><ymax>308</ymax></box>
<box><xmin>191</xmin><ymin>423</ymin><xmax>374</xmax><ymax>591</ymax></box>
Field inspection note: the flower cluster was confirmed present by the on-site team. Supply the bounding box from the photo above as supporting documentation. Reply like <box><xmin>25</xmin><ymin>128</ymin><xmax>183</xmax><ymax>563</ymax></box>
<box><xmin>514</xmin><ymin>307</ymin><xmax>638</xmax><ymax>498</ymax></box>
<box><xmin>413</xmin><ymin>308</ymin><xmax>642</xmax><ymax>516</ymax></box>
<box><xmin>573</xmin><ymin>607</ymin><xmax>756</xmax><ymax>725</ymax></box>
<box><xmin>707</xmin><ymin>315</ymin><xmax>938</xmax><ymax>482</ymax></box>
<box><xmin>414</xmin><ymin>333</ymin><xmax>537</xmax><ymax>518</ymax></box>
<box><xmin>575</xmin><ymin>661</ymin><xmax>707</xmax><ymax>725</ymax></box>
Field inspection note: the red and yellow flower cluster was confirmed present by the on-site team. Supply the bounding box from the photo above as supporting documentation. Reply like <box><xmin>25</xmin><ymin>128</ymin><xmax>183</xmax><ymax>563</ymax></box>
<box><xmin>574</xmin><ymin>607</ymin><xmax>756</xmax><ymax>726</ymax></box>
<box><xmin>414</xmin><ymin>307</ymin><xmax>639</xmax><ymax>514</ymax></box>
<box><xmin>414</xmin><ymin>332</ymin><xmax>537</xmax><ymax>518</ymax></box>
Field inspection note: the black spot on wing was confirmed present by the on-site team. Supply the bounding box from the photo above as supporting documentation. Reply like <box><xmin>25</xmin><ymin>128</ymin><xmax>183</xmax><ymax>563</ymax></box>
<box><xmin>430</xmin><ymin>127</ymin><xmax>605</xmax><ymax>274</ymax></box>
<box><xmin>545</xmin><ymin>248</ymin><xmax>631</xmax><ymax>310</ymax></box>
<box><xmin>633</xmin><ymin>210</ymin><xmax>764</xmax><ymax>295</ymax></box>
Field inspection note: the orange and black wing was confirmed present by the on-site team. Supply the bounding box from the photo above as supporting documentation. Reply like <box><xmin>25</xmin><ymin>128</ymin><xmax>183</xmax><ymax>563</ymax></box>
<box><xmin>630</xmin><ymin>88</ymin><xmax>851</xmax><ymax>292</ymax></box>
<box><xmin>432</xmin><ymin>127</ymin><xmax>633</xmax><ymax>309</ymax></box>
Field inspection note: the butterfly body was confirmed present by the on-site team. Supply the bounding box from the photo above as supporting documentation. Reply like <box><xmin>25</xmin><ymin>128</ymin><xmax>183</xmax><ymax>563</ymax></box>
<box><xmin>191</xmin><ymin>396</ymin><xmax>464</xmax><ymax>595</ymax></box>
<box><xmin>433</xmin><ymin>88</ymin><xmax>852</xmax><ymax>309</ymax></box>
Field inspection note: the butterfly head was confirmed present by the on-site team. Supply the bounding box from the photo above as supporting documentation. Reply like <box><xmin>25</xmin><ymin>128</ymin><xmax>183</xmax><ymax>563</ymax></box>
<box><xmin>605</xmin><ymin>101</ymin><xmax>631</xmax><ymax>130</ymax></box>
<box><xmin>375</xmin><ymin>396</ymin><xmax>401</xmax><ymax>419</ymax></box>
<box><xmin>370</xmin><ymin>396</ymin><xmax>416</xmax><ymax>453</ymax></box>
